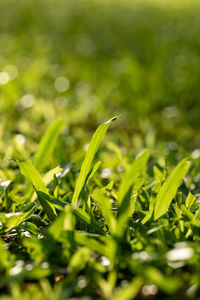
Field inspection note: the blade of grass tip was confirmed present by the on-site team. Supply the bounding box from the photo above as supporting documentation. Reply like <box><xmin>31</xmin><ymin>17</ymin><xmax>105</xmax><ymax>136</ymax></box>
<box><xmin>71</xmin><ymin>116</ymin><xmax>118</xmax><ymax>206</ymax></box>
<box><xmin>118</xmin><ymin>149</ymin><xmax>150</xmax><ymax>205</ymax></box>
<box><xmin>154</xmin><ymin>158</ymin><xmax>191</xmax><ymax>220</ymax></box>
<box><xmin>33</xmin><ymin>119</ymin><xmax>65</xmax><ymax>171</ymax></box>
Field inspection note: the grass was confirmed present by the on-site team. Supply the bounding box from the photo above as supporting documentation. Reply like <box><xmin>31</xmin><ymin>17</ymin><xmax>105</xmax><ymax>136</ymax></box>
<box><xmin>0</xmin><ymin>0</ymin><xmax>200</xmax><ymax>299</ymax></box>
<box><xmin>0</xmin><ymin>118</ymin><xmax>200</xmax><ymax>299</ymax></box>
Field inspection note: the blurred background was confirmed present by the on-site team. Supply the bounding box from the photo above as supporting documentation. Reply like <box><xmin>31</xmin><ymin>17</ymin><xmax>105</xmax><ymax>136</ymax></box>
<box><xmin>0</xmin><ymin>0</ymin><xmax>200</xmax><ymax>163</ymax></box>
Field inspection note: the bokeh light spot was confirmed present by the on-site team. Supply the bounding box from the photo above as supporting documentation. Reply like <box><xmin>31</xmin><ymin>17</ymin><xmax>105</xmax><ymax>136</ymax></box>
<box><xmin>0</xmin><ymin>72</ymin><xmax>10</xmax><ymax>85</ymax></box>
<box><xmin>54</xmin><ymin>76</ymin><xmax>70</xmax><ymax>92</ymax></box>
<box><xmin>3</xmin><ymin>65</ymin><xmax>18</xmax><ymax>80</ymax></box>
<box><xmin>20</xmin><ymin>94</ymin><xmax>35</xmax><ymax>108</ymax></box>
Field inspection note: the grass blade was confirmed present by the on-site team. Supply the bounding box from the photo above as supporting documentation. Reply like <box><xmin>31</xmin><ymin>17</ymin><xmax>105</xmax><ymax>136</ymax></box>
<box><xmin>154</xmin><ymin>158</ymin><xmax>191</xmax><ymax>220</ymax></box>
<box><xmin>185</xmin><ymin>192</ymin><xmax>196</xmax><ymax>209</ymax></box>
<box><xmin>18</xmin><ymin>161</ymin><xmax>57</xmax><ymax>221</ymax></box>
<box><xmin>18</xmin><ymin>161</ymin><xmax>48</xmax><ymax>194</ymax></box>
<box><xmin>31</xmin><ymin>165</ymin><xmax>62</xmax><ymax>202</ymax></box>
<box><xmin>0</xmin><ymin>238</ymin><xmax>10</xmax><ymax>268</ymax></box>
<box><xmin>72</xmin><ymin>206</ymin><xmax>106</xmax><ymax>235</ymax></box>
<box><xmin>36</xmin><ymin>191</ymin><xmax>57</xmax><ymax>221</ymax></box>
<box><xmin>43</xmin><ymin>166</ymin><xmax>62</xmax><ymax>185</ymax></box>
<box><xmin>92</xmin><ymin>189</ymin><xmax>117</xmax><ymax>235</ymax></box>
<box><xmin>33</xmin><ymin>119</ymin><xmax>65</xmax><ymax>171</ymax></box>
<box><xmin>71</xmin><ymin>116</ymin><xmax>118</xmax><ymax>205</ymax></box>
<box><xmin>73</xmin><ymin>231</ymin><xmax>108</xmax><ymax>257</ymax></box>
<box><xmin>85</xmin><ymin>160</ymin><xmax>101</xmax><ymax>187</ymax></box>
<box><xmin>111</xmin><ymin>277</ymin><xmax>143</xmax><ymax>300</ymax></box>
<box><xmin>118</xmin><ymin>149</ymin><xmax>150</xmax><ymax>205</ymax></box>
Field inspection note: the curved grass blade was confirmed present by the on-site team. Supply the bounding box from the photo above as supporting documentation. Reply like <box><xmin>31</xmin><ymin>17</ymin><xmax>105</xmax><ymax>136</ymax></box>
<box><xmin>73</xmin><ymin>231</ymin><xmax>108</xmax><ymax>257</ymax></box>
<box><xmin>31</xmin><ymin>165</ymin><xmax>62</xmax><ymax>202</ymax></box>
<box><xmin>85</xmin><ymin>160</ymin><xmax>101</xmax><ymax>187</ymax></box>
<box><xmin>111</xmin><ymin>277</ymin><xmax>143</xmax><ymax>300</ymax></box>
<box><xmin>36</xmin><ymin>191</ymin><xmax>57</xmax><ymax>221</ymax></box>
<box><xmin>18</xmin><ymin>161</ymin><xmax>48</xmax><ymax>194</ymax></box>
<box><xmin>72</xmin><ymin>206</ymin><xmax>106</xmax><ymax>235</ymax></box>
<box><xmin>0</xmin><ymin>204</ymin><xmax>37</xmax><ymax>233</ymax></box>
<box><xmin>33</xmin><ymin>119</ymin><xmax>65</xmax><ymax>171</ymax></box>
<box><xmin>18</xmin><ymin>161</ymin><xmax>57</xmax><ymax>221</ymax></box>
<box><xmin>71</xmin><ymin>116</ymin><xmax>118</xmax><ymax>206</ymax></box>
<box><xmin>43</xmin><ymin>165</ymin><xmax>62</xmax><ymax>184</ymax></box>
<box><xmin>154</xmin><ymin>158</ymin><xmax>190</xmax><ymax>220</ymax></box>
<box><xmin>118</xmin><ymin>149</ymin><xmax>150</xmax><ymax>205</ymax></box>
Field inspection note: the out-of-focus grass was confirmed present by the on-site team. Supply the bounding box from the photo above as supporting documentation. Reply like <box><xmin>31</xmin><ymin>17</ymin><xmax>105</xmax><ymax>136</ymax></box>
<box><xmin>0</xmin><ymin>0</ymin><xmax>200</xmax><ymax>155</ymax></box>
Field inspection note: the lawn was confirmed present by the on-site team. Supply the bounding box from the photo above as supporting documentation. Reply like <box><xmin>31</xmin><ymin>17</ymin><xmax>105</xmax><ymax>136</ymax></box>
<box><xmin>0</xmin><ymin>0</ymin><xmax>200</xmax><ymax>299</ymax></box>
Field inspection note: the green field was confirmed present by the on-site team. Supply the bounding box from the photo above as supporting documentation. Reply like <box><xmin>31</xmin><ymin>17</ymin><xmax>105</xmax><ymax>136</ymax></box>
<box><xmin>0</xmin><ymin>0</ymin><xmax>200</xmax><ymax>299</ymax></box>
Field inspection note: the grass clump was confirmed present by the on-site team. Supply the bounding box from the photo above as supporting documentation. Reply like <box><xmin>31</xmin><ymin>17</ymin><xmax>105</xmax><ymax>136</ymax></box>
<box><xmin>0</xmin><ymin>118</ymin><xmax>200</xmax><ymax>299</ymax></box>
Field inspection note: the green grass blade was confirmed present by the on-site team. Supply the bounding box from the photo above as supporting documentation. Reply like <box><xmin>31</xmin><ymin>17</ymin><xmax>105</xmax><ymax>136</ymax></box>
<box><xmin>116</xmin><ymin>193</ymin><xmax>138</xmax><ymax>238</ymax></box>
<box><xmin>185</xmin><ymin>192</ymin><xmax>196</xmax><ymax>209</ymax></box>
<box><xmin>0</xmin><ymin>238</ymin><xmax>10</xmax><ymax>268</ymax></box>
<box><xmin>154</xmin><ymin>158</ymin><xmax>191</xmax><ymax>220</ymax></box>
<box><xmin>85</xmin><ymin>160</ymin><xmax>101</xmax><ymax>186</ymax></box>
<box><xmin>73</xmin><ymin>231</ymin><xmax>108</xmax><ymax>257</ymax></box>
<box><xmin>36</xmin><ymin>191</ymin><xmax>57</xmax><ymax>221</ymax></box>
<box><xmin>111</xmin><ymin>277</ymin><xmax>143</xmax><ymax>300</ymax></box>
<box><xmin>142</xmin><ymin>195</ymin><xmax>156</xmax><ymax>224</ymax></box>
<box><xmin>18</xmin><ymin>161</ymin><xmax>57</xmax><ymax>221</ymax></box>
<box><xmin>118</xmin><ymin>149</ymin><xmax>150</xmax><ymax>204</ymax></box>
<box><xmin>72</xmin><ymin>206</ymin><xmax>106</xmax><ymax>235</ymax></box>
<box><xmin>18</xmin><ymin>161</ymin><xmax>48</xmax><ymax>194</ymax></box>
<box><xmin>92</xmin><ymin>189</ymin><xmax>117</xmax><ymax>235</ymax></box>
<box><xmin>145</xmin><ymin>267</ymin><xmax>181</xmax><ymax>293</ymax></box>
<box><xmin>33</xmin><ymin>119</ymin><xmax>65</xmax><ymax>171</ymax></box>
<box><xmin>31</xmin><ymin>165</ymin><xmax>62</xmax><ymax>202</ymax></box>
<box><xmin>71</xmin><ymin>116</ymin><xmax>117</xmax><ymax>206</ymax></box>
<box><xmin>1</xmin><ymin>205</ymin><xmax>37</xmax><ymax>232</ymax></box>
<box><xmin>43</xmin><ymin>166</ymin><xmax>62</xmax><ymax>185</ymax></box>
